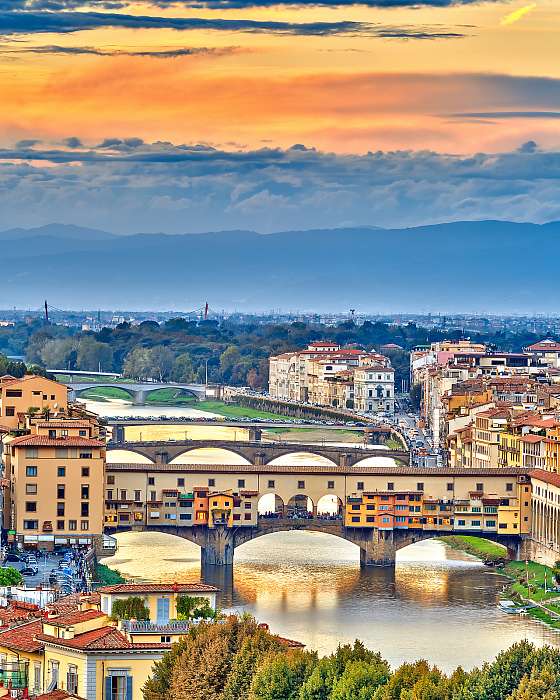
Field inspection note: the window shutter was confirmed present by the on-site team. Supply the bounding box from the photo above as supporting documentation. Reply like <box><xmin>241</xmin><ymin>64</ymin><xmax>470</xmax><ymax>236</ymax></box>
<box><xmin>126</xmin><ymin>675</ymin><xmax>133</xmax><ymax>700</ymax></box>
<box><xmin>105</xmin><ymin>676</ymin><xmax>112</xmax><ymax>700</ymax></box>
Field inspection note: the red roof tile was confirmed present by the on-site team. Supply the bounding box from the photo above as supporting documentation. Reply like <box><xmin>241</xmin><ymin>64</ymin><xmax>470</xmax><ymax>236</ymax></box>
<box><xmin>97</xmin><ymin>583</ymin><xmax>218</xmax><ymax>594</ymax></box>
<box><xmin>48</xmin><ymin>609</ymin><xmax>107</xmax><ymax>627</ymax></box>
<box><xmin>9</xmin><ymin>435</ymin><xmax>104</xmax><ymax>448</ymax></box>
<box><xmin>35</xmin><ymin>691</ymin><xmax>86</xmax><ymax>700</ymax></box>
<box><xmin>530</xmin><ymin>469</ymin><xmax>560</xmax><ymax>488</ymax></box>
<box><xmin>0</xmin><ymin>619</ymin><xmax>43</xmax><ymax>653</ymax></box>
<box><xmin>37</xmin><ymin>626</ymin><xmax>131</xmax><ymax>650</ymax></box>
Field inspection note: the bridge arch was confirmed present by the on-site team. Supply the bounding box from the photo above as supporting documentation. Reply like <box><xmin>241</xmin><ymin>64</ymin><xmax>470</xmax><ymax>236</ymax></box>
<box><xmin>287</xmin><ymin>493</ymin><xmax>314</xmax><ymax>517</ymax></box>
<box><xmin>257</xmin><ymin>493</ymin><xmax>284</xmax><ymax>516</ymax></box>
<box><xmin>74</xmin><ymin>384</ymin><xmax>136</xmax><ymax>400</ymax></box>
<box><xmin>169</xmin><ymin>447</ymin><xmax>252</xmax><ymax>465</ymax></box>
<box><xmin>266</xmin><ymin>451</ymin><xmax>338</xmax><ymax>467</ymax></box>
<box><xmin>316</xmin><ymin>494</ymin><xmax>343</xmax><ymax>517</ymax></box>
<box><xmin>106</xmin><ymin>447</ymin><xmax>155</xmax><ymax>464</ymax></box>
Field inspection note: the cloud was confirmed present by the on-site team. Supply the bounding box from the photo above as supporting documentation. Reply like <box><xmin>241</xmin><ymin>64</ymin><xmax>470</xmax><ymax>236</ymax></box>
<box><xmin>0</xmin><ymin>138</ymin><xmax>559</xmax><ymax>234</ymax></box>
<box><xmin>0</xmin><ymin>0</ymin><xmax>503</xmax><ymax>7</ymax></box>
<box><xmin>5</xmin><ymin>44</ymin><xmax>243</xmax><ymax>58</ymax></box>
<box><xmin>500</xmin><ymin>3</ymin><xmax>537</xmax><ymax>26</ymax></box>
<box><xmin>448</xmin><ymin>111</ymin><xmax>560</xmax><ymax>119</ymax></box>
<box><xmin>62</xmin><ymin>136</ymin><xmax>83</xmax><ymax>148</ymax></box>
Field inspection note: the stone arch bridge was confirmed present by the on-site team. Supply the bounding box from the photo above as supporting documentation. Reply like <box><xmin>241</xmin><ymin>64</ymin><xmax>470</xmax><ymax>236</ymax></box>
<box><xmin>67</xmin><ymin>382</ymin><xmax>207</xmax><ymax>404</ymax></box>
<box><xmin>111</xmin><ymin>520</ymin><xmax>525</xmax><ymax>568</ymax></box>
<box><xmin>107</xmin><ymin>439</ymin><xmax>410</xmax><ymax>467</ymax></box>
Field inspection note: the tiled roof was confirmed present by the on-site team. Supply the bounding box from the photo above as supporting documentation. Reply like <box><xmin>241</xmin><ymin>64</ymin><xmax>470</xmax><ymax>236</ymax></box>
<box><xmin>0</xmin><ymin>618</ymin><xmax>43</xmax><ymax>653</ymax></box>
<box><xmin>97</xmin><ymin>582</ymin><xmax>218</xmax><ymax>594</ymax></box>
<box><xmin>529</xmin><ymin>469</ymin><xmax>560</xmax><ymax>488</ymax></box>
<box><xmin>521</xmin><ymin>434</ymin><xmax>546</xmax><ymax>443</ymax></box>
<box><xmin>107</xmin><ymin>463</ymin><xmax>529</xmax><ymax>476</ymax></box>
<box><xmin>35</xmin><ymin>691</ymin><xmax>87</xmax><ymax>700</ymax></box>
<box><xmin>527</xmin><ymin>340</ymin><xmax>560</xmax><ymax>351</ymax></box>
<box><xmin>9</xmin><ymin>435</ymin><xmax>104</xmax><ymax>448</ymax></box>
<box><xmin>37</xmin><ymin>626</ymin><xmax>172</xmax><ymax>652</ymax></box>
<box><xmin>0</xmin><ymin>600</ymin><xmax>41</xmax><ymax>627</ymax></box>
<box><xmin>34</xmin><ymin>421</ymin><xmax>93</xmax><ymax>429</ymax></box>
<box><xmin>48</xmin><ymin>609</ymin><xmax>107</xmax><ymax>627</ymax></box>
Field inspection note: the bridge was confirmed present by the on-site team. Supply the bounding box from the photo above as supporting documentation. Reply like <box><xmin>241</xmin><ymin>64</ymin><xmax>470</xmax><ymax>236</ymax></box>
<box><xmin>107</xmin><ymin>439</ymin><xmax>409</xmax><ymax>466</ymax></box>
<box><xmin>66</xmin><ymin>381</ymin><xmax>208</xmax><ymax>404</ymax></box>
<box><xmin>104</xmin><ymin>462</ymin><xmax>530</xmax><ymax>567</ymax></box>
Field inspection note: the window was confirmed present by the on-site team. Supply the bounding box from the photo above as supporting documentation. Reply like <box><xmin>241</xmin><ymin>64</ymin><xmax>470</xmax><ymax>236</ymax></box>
<box><xmin>23</xmin><ymin>520</ymin><xmax>38</xmax><ymax>530</ymax></box>
<box><xmin>180</xmin><ymin>513</ymin><xmax>192</xmax><ymax>520</ymax></box>
<box><xmin>25</xmin><ymin>448</ymin><xmax>38</xmax><ymax>458</ymax></box>
<box><xmin>298</xmin><ymin>480</ymin><xmax>305</xmax><ymax>489</ymax></box>
<box><xmin>107</xmin><ymin>490</ymin><xmax>113</xmax><ymax>500</ymax></box>
<box><xmin>351</xmin><ymin>516</ymin><xmax>360</xmax><ymax>522</ymax></box>
<box><xmin>506</xmin><ymin>483</ymin><xmax>513</xmax><ymax>492</ymax></box>
<box><xmin>447</xmin><ymin>483</ymin><xmax>453</xmax><ymax>492</ymax></box>
<box><xmin>57</xmin><ymin>485</ymin><xmax>65</xmax><ymax>499</ymax></box>
<box><xmin>57</xmin><ymin>467</ymin><xmax>66</xmax><ymax>477</ymax></box>
<box><xmin>81</xmin><ymin>503</ymin><xmax>89</xmax><ymax>517</ymax></box>
<box><xmin>57</xmin><ymin>503</ymin><xmax>65</xmax><ymax>516</ymax></box>
<box><xmin>79</xmin><ymin>452</ymin><xmax>92</xmax><ymax>459</ymax></box>
<box><xmin>471</xmin><ymin>520</ymin><xmax>481</xmax><ymax>527</ymax></box>
<box><xmin>26</xmin><ymin>466</ymin><xmax>37</xmax><ymax>477</ymax></box>
<box><xmin>69</xmin><ymin>520</ymin><xmax>77</xmax><ymax>530</ymax></box>
<box><xmin>476</xmin><ymin>483</ymin><xmax>483</xmax><ymax>492</ymax></box>
<box><xmin>82</xmin><ymin>467</ymin><xmax>90</xmax><ymax>477</ymax></box>
<box><xmin>327</xmin><ymin>481</ymin><xmax>335</xmax><ymax>489</ymax></box>
<box><xmin>245</xmin><ymin>502</ymin><xmax>252</xmax><ymax>509</ymax></box>
<box><xmin>55</xmin><ymin>448</ymin><xmax>68</xmax><ymax>458</ymax></box>
<box><xmin>107</xmin><ymin>475</ymin><xmax>115</xmax><ymax>485</ymax></box>
<box><xmin>366</xmin><ymin>504</ymin><xmax>375</xmax><ymax>511</ymax></box>
<box><xmin>366</xmin><ymin>516</ymin><xmax>375</xmax><ymax>523</ymax></box>
<box><xmin>457</xmin><ymin>519</ymin><xmax>466</xmax><ymax>526</ymax></box>
<box><xmin>120</xmin><ymin>490</ymin><xmax>127</xmax><ymax>500</ymax></box>
<box><xmin>134</xmin><ymin>490</ymin><xmax>141</xmax><ymax>502</ymax></box>
<box><xmin>106</xmin><ymin>673</ymin><xmax>131</xmax><ymax>700</ymax></box>
<box><xmin>57</xmin><ymin>520</ymin><xmax>65</xmax><ymax>530</ymax></box>
<box><xmin>5</xmin><ymin>389</ymin><xmax>22</xmax><ymax>398</ymax></box>
<box><xmin>417</xmin><ymin>482</ymin><xmax>424</xmax><ymax>492</ymax></box>
<box><xmin>387</xmin><ymin>482</ymin><xmax>394</xmax><ymax>491</ymax></box>
<box><xmin>351</xmin><ymin>505</ymin><xmax>360</xmax><ymax>511</ymax></box>
<box><xmin>485</xmin><ymin>520</ymin><xmax>496</xmax><ymax>527</ymax></box>
<box><xmin>148</xmin><ymin>477</ymin><xmax>154</xmax><ymax>486</ymax></box>
<box><xmin>357</xmin><ymin>481</ymin><xmax>364</xmax><ymax>490</ymax></box>
<box><xmin>26</xmin><ymin>483</ymin><xmax>37</xmax><ymax>495</ymax></box>
<box><xmin>150</xmin><ymin>491</ymin><xmax>156</xmax><ymax>501</ymax></box>
<box><xmin>268</xmin><ymin>480</ymin><xmax>275</xmax><ymax>488</ymax></box>
<box><xmin>81</xmin><ymin>485</ymin><xmax>89</xmax><ymax>500</ymax></box>
<box><xmin>67</xmin><ymin>666</ymin><xmax>78</xmax><ymax>695</ymax></box>
<box><xmin>160</xmin><ymin>635</ymin><xmax>171</xmax><ymax>643</ymax></box>
<box><xmin>5</xmin><ymin>406</ymin><xmax>15</xmax><ymax>416</ymax></box>
<box><xmin>81</xmin><ymin>520</ymin><xmax>89</xmax><ymax>530</ymax></box>
<box><xmin>244</xmin><ymin>513</ymin><xmax>252</xmax><ymax>520</ymax></box>
<box><xmin>208</xmin><ymin>479</ymin><xmax>215</xmax><ymax>487</ymax></box>
<box><xmin>177</xmin><ymin>478</ymin><xmax>185</xmax><ymax>487</ymax></box>
<box><xmin>238</xmin><ymin>479</ymin><xmax>245</xmax><ymax>488</ymax></box>
<box><xmin>79</xmin><ymin>430</ymin><xmax>87</xmax><ymax>436</ymax></box>
<box><xmin>25</xmin><ymin>502</ymin><xmax>37</xmax><ymax>512</ymax></box>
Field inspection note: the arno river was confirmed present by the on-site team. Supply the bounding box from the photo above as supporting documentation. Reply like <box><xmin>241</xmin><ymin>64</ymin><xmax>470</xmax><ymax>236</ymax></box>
<box><xmin>90</xmin><ymin>399</ymin><xmax>560</xmax><ymax>672</ymax></box>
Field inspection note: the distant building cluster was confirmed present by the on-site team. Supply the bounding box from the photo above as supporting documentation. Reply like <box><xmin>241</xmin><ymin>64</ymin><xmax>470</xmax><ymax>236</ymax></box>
<box><xmin>268</xmin><ymin>342</ymin><xmax>395</xmax><ymax>414</ymax></box>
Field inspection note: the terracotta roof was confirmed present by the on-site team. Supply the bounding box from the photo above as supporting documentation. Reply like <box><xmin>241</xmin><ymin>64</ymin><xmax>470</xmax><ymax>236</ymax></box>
<box><xmin>527</xmin><ymin>340</ymin><xmax>560</xmax><ymax>351</ymax></box>
<box><xmin>8</xmin><ymin>435</ymin><xmax>104</xmax><ymax>448</ymax></box>
<box><xmin>0</xmin><ymin>618</ymin><xmax>43</xmax><ymax>653</ymax></box>
<box><xmin>34</xmin><ymin>421</ymin><xmax>93</xmax><ymax>429</ymax></box>
<box><xmin>35</xmin><ymin>692</ymin><xmax>86</xmax><ymax>700</ymax></box>
<box><xmin>37</xmin><ymin>626</ymin><xmax>172</xmax><ymax>652</ymax></box>
<box><xmin>521</xmin><ymin>434</ymin><xmax>546</xmax><ymax>443</ymax></box>
<box><xmin>276</xmin><ymin>636</ymin><xmax>305</xmax><ymax>648</ymax></box>
<box><xmin>48</xmin><ymin>609</ymin><xmax>107</xmax><ymax>627</ymax></box>
<box><xmin>97</xmin><ymin>582</ymin><xmax>218</xmax><ymax>594</ymax></box>
<box><xmin>0</xmin><ymin>600</ymin><xmax>41</xmax><ymax>627</ymax></box>
<box><xmin>529</xmin><ymin>469</ymin><xmax>560</xmax><ymax>488</ymax></box>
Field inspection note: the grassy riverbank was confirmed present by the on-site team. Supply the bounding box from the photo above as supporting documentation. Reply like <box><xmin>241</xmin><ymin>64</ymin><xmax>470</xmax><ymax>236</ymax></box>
<box><xmin>95</xmin><ymin>563</ymin><xmax>126</xmax><ymax>586</ymax></box>
<box><xmin>502</xmin><ymin>560</ymin><xmax>560</xmax><ymax>628</ymax></box>
<box><xmin>195</xmin><ymin>400</ymin><xmax>294</xmax><ymax>421</ymax></box>
<box><xmin>438</xmin><ymin>535</ymin><xmax>508</xmax><ymax>563</ymax></box>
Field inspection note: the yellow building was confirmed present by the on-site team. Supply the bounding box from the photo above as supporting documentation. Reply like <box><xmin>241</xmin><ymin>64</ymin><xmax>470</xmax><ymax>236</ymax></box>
<box><xmin>2</xmin><ymin>418</ymin><xmax>105</xmax><ymax>549</ymax></box>
<box><xmin>0</xmin><ymin>374</ymin><xmax>68</xmax><ymax>430</ymax></box>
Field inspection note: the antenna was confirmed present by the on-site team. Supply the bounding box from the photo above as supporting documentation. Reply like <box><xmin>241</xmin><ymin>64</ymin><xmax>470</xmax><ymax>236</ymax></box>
<box><xmin>44</xmin><ymin>300</ymin><xmax>49</xmax><ymax>324</ymax></box>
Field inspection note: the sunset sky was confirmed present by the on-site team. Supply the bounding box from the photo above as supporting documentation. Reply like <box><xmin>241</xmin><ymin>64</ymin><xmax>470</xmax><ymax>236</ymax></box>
<box><xmin>1</xmin><ymin>0</ymin><xmax>559</xmax><ymax>232</ymax></box>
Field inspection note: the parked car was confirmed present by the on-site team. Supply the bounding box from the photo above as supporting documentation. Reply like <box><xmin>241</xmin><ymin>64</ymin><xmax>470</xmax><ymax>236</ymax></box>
<box><xmin>21</xmin><ymin>566</ymin><xmax>38</xmax><ymax>576</ymax></box>
<box><xmin>5</xmin><ymin>553</ymin><xmax>22</xmax><ymax>562</ymax></box>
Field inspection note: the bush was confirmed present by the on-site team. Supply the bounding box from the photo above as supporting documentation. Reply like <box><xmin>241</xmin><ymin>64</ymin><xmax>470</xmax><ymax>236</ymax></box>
<box><xmin>0</xmin><ymin>567</ymin><xmax>23</xmax><ymax>586</ymax></box>
<box><xmin>111</xmin><ymin>596</ymin><xmax>150</xmax><ymax>621</ymax></box>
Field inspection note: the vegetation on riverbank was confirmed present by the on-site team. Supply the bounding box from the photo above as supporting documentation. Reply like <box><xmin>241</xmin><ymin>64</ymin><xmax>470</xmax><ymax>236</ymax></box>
<box><xmin>143</xmin><ymin>617</ymin><xmax>560</xmax><ymax>700</ymax></box>
<box><xmin>195</xmin><ymin>400</ymin><xmax>294</xmax><ymax>421</ymax></box>
<box><xmin>503</xmin><ymin>560</ymin><xmax>560</xmax><ymax>629</ymax></box>
<box><xmin>438</xmin><ymin>535</ymin><xmax>508</xmax><ymax>563</ymax></box>
<box><xmin>95</xmin><ymin>563</ymin><xmax>126</xmax><ymax>585</ymax></box>
<box><xmin>80</xmin><ymin>386</ymin><xmax>133</xmax><ymax>402</ymax></box>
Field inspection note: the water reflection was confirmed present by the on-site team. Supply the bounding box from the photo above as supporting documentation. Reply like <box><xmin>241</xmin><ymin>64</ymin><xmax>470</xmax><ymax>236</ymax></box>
<box><xmin>101</xmin><ymin>530</ymin><xmax>560</xmax><ymax>671</ymax></box>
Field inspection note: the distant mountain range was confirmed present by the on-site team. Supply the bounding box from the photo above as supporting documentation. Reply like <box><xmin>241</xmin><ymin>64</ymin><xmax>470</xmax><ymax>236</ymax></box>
<box><xmin>1</xmin><ymin>220</ymin><xmax>558</xmax><ymax>312</ymax></box>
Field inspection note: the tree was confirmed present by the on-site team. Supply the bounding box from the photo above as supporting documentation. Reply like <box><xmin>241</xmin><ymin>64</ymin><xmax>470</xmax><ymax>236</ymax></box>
<box><xmin>76</xmin><ymin>337</ymin><xmax>113</xmax><ymax>372</ymax></box>
<box><xmin>507</xmin><ymin>666</ymin><xmax>560</xmax><ymax>700</ymax></box>
<box><xmin>222</xmin><ymin>629</ymin><xmax>284</xmax><ymax>700</ymax></box>
<box><xmin>248</xmin><ymin>649</ymin><xmax>317</xmax><ymax>700</ymax></box>
<box><xmin>144</xmin><ymin>637</ymin><xmax>190</xmax><ymax>700</ymax></box>
<box><xmin>111</xmin><ymin>596</ymin><xmax>150</xmax><ymax>621</ymax></box>
<box><xmin>176</xmin><ymin>595</ymin><xmax>215</xmax><ymax>621</ymax></box>
<box><xmin>150</xmin><ymin>346</ymin><xmax>175</xmax><ymax>382</ymax></box>
<box><xmin>123</xmin><ymin>347</ymin><xmax>152</xmax><ymax>380</ymax></box>
<box><xmin>39</xmin><ymin>337</ymin><xmax>76</xmax><ymax>369</ymax></box>
<box><xmin>220</xmin><ymin>346</ymin><xmax>241</xmax><ymax>379</ymax></box>
<box><xmin>330</xmin><ymin>659</ymin><xmax>390</xmax><ymax>700</ymax></box>
<box><xmin>0</xmin><ymin>567</ymin><xmax>23</xmax><ymax>586</ymax></box>
<box><xmin>172</xmin><ymin>354</ymin><xmax>195</xmax><ymax>383</ymax></box>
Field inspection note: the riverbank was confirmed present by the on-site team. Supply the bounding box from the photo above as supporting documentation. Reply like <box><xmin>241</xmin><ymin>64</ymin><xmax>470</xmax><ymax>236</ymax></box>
<box><xmin>438</xmin><ymin>535</ymin><xmax>508</xmax><ymax>563</ymax></box>
<box><xmin>502</xmin><ymin>561</ymin><xmax>560</xmax><ymax>629</ymax></box>
<box><xmin>95</xmin><ymin>562</ymin><xmax>126</xmax><ymax>586</ymax></box>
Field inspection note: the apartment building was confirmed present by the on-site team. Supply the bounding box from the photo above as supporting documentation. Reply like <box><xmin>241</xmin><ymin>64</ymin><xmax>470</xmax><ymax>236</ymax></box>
<box><xmin>269</xmin><ymin>343</ymin><xmax>393</xmax><ymax>413</ymax></box>
<box><xmin>0</xmin><ymin>374</ymin><xmax>68</xmax><ymax>430</ymax></box>
<box><xmin>354</xmin><ymin>365</ymin><xmax>395</xmax><ymax>414</ymax></box>
<box><xmin>525</xmin><ymin>339</ymin><xmax>560</xmax><ymax>369</ymax></box>
<box><xmin>2</xmin><ymin>417</ymin><xmax>105</xmax><ymax>549</ymax></box>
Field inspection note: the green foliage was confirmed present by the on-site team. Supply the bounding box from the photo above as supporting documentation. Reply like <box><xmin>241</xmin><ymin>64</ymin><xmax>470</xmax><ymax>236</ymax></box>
<box><xmin>330</xmin><ymin>659</ymin><xmax>389</xmax><ymax>700</ymax></box>
<box><xmin>248</xmin><ymin>649</ymin><xmax>317</xmax><ymax>700</ymax></box>
<box><xmin>111</xmin><ymin>596</ymin><xmax>150</xmax><ymax>621</ymax></box>
<box><xmin>0</xmin><ymin>566</ymin><xmax>23</xmax><ymax>586</ymax></box>
<box><xmin>507</xmin><ymin>665</ymin><xmax>560</xmax><ymax>700</ymax></box>
<box><xmin>222</xmin><ymin>628</ymin><xmax>284</xmax><ymax>700</ymax></box>
<box><xmin>95</xmin><ymin>563</ymin><xmax>125</xmax><ymax>585</ymax></box>
<box><xmin>176</xmin><ymin>595</ymin><xmax>216</xmax><ymax>620</ymax></box>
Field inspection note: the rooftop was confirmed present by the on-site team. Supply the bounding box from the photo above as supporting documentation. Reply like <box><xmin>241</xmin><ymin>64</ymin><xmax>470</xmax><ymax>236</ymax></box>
<box><xmin>529</xmin><ymin>469</ymin><xmax>560</xmax><ymax>489</ymax></box>
<box><xmin>0</xmin><ymin>618</ymin><xmax>43</xmax><ymax>653</ymax></box>
<box><xmin>47</xmin><ymin>609</ymin><xmax>107</xmax><ymax>627</ymax></box>
<box><xmin>8</xmin><ymin>434</ymin><xmax>105</xmax><ymax>448</ymax></box>
<box><xmin>97</xmin><ymin>582</ymin><xmax>218</xmax><ymax>594</ymax></box>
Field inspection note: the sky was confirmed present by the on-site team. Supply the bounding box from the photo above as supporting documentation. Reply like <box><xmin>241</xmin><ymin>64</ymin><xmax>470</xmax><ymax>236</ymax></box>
<box><xmin>0</xmin><ymin>0</ymin><xmax>559</xmax><ymax>233</ymax></box>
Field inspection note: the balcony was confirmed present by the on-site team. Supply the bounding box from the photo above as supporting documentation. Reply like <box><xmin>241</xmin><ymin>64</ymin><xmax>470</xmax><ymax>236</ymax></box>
<box><xmin>122</xmin><ymin>620</ymin><xmax>190</xmax><ymax>634</ymax></box>
<box><xmin>0</xmin><ymin>661</ymin><xmax>28</xmax><ymax>689</ymax></box>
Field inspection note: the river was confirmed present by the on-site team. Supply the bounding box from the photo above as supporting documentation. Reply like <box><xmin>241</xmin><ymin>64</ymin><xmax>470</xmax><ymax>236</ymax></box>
<box><xmin>90</xmin><ymin>399</ymin><xmax>560</xmax><ymax>671</ymax></box>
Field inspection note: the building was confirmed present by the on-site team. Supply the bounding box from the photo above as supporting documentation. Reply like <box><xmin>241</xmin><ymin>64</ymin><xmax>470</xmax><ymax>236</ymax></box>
<box><xmin>0</xmin><ymin>375</ymin><xmax>68</xmax><ymax>430</ymax></box>
<box><xmin>529</xmin><ymin>469</ymin><xmax>560</xmax><ymax>565</ymax></box>
<box><xmin>525</xmin><ymin>339</ymin><xmax>560</xmax><ymax>369</ymax></box>
<box><xmin>353</xmin><ymin>365</ymin><xmax>395</xmax><ymax>414</ymax></box>
<box><xmin>97</xmin><ymin>583</ymin><xmax>218</xmax><ymax>620</ymax></box>
<box><xmin>269</xmin><ymin>343</ymin><xmax>394</xmax><ymax>414</ymax></box>
<box><xmin>2</xmin><ymin>418</ymin><xmax>105</xmax><ymax>550</ymax></box>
